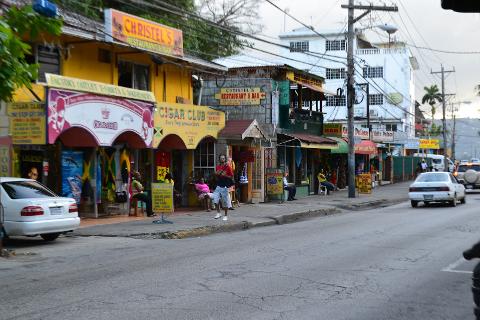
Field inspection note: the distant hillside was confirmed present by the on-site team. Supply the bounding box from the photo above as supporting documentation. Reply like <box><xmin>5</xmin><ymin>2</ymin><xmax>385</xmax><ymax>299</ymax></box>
<box><xmin>432</xmin><ymin>118</ymin><xmax>480</xmax><ymax>160</ymax></box>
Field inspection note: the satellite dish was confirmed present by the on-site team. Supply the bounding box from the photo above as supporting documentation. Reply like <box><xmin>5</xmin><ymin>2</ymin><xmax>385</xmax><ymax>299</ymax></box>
<box><xmin>378</xmin><ymin>23</ymin><xmax>398</xmax><ymax>35</ymax></box>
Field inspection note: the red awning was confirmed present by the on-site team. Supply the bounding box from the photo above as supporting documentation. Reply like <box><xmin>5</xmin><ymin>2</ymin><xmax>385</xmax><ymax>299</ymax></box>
<box><xmin>355</xmin><ymin>140</ymin><xmax>378</xmax><ymax>155</ymax></box>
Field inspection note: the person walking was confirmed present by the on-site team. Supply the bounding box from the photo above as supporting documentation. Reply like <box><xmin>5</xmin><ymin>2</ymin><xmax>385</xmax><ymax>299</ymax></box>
<box><xmin>132</xmin><ymin>171</ymin><xmax>155</xmax><ymax>217</ymax></box>
<box><xmin>283</xmin><ymin>171</ymin><xmax>296</xmax><ymax>201</ymax></box>
<box><xmin>212</xmin><ymin>154</ymin><xmax>234</xmax><ymax>221</ymax></box>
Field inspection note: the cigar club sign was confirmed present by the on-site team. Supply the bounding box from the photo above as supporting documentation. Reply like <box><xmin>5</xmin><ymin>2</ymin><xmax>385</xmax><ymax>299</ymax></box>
<box><xmin>215</xmin><ymin>88</ymin><xmax>267</xmax><ymax>106</ymax></box>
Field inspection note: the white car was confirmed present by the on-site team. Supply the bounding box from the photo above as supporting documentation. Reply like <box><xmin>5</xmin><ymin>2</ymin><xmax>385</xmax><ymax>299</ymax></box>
<box><xmin>0</xmin><ymin>177</ymin><xmax>80</xmax><ymax>241</ymax></box>
<box><xmin>408</xmin><ymin>172</ymin><xmax>466</xmax><ymax>208</ymax></box>
<box><xmin>472</xmin><ymin>158</ymin><xmax>480</xmax><ymax>163</ymax></box>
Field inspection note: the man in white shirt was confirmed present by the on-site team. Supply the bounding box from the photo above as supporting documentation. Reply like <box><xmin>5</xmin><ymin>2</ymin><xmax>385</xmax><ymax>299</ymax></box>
<box><xmin>421</xmin><ymin>159</ymin><xmax>428</xmax><ymax>172</ymax></box>
<box><xmin>283</xmin><ymin>171</ymin><xmax>297</xmax><ymax>201</ymax></box>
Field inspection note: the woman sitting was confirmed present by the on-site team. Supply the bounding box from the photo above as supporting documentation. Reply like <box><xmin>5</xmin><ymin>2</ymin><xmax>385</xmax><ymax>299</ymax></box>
<box><xmin>194</xmin><ymin>178</ymin><xmax>214</xmax><ymax>212</ymax></box>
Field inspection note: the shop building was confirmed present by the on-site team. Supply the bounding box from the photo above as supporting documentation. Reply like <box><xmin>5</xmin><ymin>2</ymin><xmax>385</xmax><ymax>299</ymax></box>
<box><xmin>0</xmin><ymin>5</ymin><xmax>227</xmax><ymax>216</ymax></box>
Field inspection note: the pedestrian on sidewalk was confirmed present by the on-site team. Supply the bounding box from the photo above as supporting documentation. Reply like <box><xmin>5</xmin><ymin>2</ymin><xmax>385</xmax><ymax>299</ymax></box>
<box><xmin>283</xmin><ymin>171</ymin><xmax>297</xmax><ymax>201</ymax></box>
<box><xmin>132</xmin><ymin>171</ymin><xmax>155</xmax><ymax>217</ymax></box>
<box><xmin>212</xmin><ymin>154</ymin><xmax>234</xmax><ymax>221</ymax></box>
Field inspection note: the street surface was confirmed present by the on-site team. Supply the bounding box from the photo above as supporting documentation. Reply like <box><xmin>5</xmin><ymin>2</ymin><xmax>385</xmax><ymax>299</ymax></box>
<box><xmin>2</xmin><ymin>194</ymin><xmax>480</xmax><ymax>320</ymax></box>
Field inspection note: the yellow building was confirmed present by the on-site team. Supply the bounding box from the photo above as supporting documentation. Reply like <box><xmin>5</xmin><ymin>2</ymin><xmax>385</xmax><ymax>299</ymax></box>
<box><xmin>2</xmin><ymin>6</ymin><xmax>226</xmax><ymax>217</ymax></box>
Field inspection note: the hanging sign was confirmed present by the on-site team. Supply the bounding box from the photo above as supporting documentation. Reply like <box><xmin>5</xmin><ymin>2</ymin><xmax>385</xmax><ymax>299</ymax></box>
<box><xmin>151</xmin><ymin>182</ymin><xmax>174</xmax><ymax>213</ymax></box>
<box><xmin>214</xmin><ymin>88</ymin><xmax>266</xmax><ymax>106</ymax></box>
<box><xmin>47</xmin><ymin>89</ymin><xmax>154</xmax><ymax>147</ymax></box>
<box><xmin>7</xmin><ymin>102</ymin><xmax>46</xmax><ymax>144</ymax></box>
<box><xmin>104</xmin><ymin>9</ymin><xmax>183</xmax><ymax>58</ymax></box>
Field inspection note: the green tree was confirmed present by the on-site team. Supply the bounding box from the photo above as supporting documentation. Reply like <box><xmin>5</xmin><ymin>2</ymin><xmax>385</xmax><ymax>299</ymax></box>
<box><xmin>0</xmin><ymin>5</ymin><xmax>62</xmax><ymax>102</ymax></box>
<box><xmin>421</xmin><ymin>84</ymin><xmax>442</xmax><ymax>122</ymax></box>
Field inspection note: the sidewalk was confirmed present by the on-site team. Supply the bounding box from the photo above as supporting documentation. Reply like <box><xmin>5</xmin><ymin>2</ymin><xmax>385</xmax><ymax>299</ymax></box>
<box><xmin>72</xmin><ymin>181</ymin><xmax>412</xmax><ymax>239</ymax></box>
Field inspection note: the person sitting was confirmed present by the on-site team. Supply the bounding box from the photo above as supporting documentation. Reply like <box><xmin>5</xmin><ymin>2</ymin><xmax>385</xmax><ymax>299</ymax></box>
<box><xmin>194</xmin><ymin>178</ymin><xmax>214</xmax><ymax>212</ymax></box>
<box><xmin>317</xmin><ymin>170</ymin><xmax>335</xmax><ymax>195</ymax></box>
<box><xmin>165</xmin><ymin>173</ymin><xmax>182</xmax><ymax>208</ymax></box>
<box><xmin>132</xmin><ymin>171</ymin><xmax>155</xmax><ymax>217</ymax></box>
<box><xmin>283</xmin><ymin>171</ymin><xmax>296</xmax><ymax>201</ymax></box>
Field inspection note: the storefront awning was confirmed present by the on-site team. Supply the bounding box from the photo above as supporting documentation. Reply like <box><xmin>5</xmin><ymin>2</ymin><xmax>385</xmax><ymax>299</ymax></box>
<box><xmin>281</xmin><ymin>132</ymin><xmax>338</xmax><ymax>150</ymax></box>
<box><xmin>297</xmin><ymin>82</ymin><xmax>336</xmax><ymax>96</ymax></box>
<box><xmin>355</xmin><ymin>140</ymin><xmax>378</xmax><ymax>155</ymax></box>
<box><xmin>329</xmin><ymin>137</ymin><xmax>349</xmax><ymax>154</ymax></box>
<box><xmin>218</xmin><ymin>119</ymin><xmax>267</xmax><ymax>141</ymax></box>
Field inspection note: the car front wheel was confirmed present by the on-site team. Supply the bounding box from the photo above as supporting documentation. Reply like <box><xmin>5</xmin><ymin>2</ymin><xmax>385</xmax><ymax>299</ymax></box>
<box><xmin>40</xmin><ymin>233</ymin><xmax>60</xmax><ymax>241</ymax></box>
<box><xmin>411</xmin><ymin>200</ymin><xmax>418</xmax><ymax>208</ymax></box>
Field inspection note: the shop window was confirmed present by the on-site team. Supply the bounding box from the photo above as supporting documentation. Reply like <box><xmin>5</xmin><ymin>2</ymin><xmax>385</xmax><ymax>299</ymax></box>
<box><xmin>326</xmin><ymin>39</ymin><xmax>346</xmax><ymax>51</ymax></box>
<box><xmin>252</xmin><ymin>149</ymin><xmax>262</xmax><ymax>190</ymax></box>
<box><xmin>118</xmin><ymin>61</ymin><xmax>150</xmax><ymax>91</ymax></box>
<box><xmin>386</xmin><ymin>124</ymin><xmax>398</xmax><ymax>132</ymax></box>
<box><xmin>194</xmin><ymin>140</ymin><xmax>215</xmax><ymax>182</ymax></box>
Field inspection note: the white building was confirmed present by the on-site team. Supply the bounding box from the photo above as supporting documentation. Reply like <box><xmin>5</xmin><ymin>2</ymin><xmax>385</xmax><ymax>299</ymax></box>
<box><xmin>278</xmin><ymin>27</ymin><xmax>418</xmax><ymax>139</ymax></box>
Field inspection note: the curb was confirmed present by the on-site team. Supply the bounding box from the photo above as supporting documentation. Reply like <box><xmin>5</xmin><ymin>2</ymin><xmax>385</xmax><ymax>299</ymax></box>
<box><xmin>336</xmin><ymin>198</ymin><xmax>407</xmax><ymax>211</ymax></box>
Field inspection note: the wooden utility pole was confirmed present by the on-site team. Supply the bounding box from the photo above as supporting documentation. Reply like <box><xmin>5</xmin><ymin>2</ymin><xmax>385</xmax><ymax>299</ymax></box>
<box><xmin>431</xmin><ymin>65</ymin><xmax>455</xmax><ymax>171</ymax></box>
<box><xmin>341</xmin><ymin>2</ymin><xmax>398</xmax><ymax>198</ymax></box>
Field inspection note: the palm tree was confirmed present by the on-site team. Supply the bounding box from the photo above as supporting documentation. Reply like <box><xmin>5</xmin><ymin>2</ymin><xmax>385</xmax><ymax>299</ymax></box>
<box><xmin>421</xmin><ymin>85</ymin><xmax>442</xmax><ymax>122</ymax></box>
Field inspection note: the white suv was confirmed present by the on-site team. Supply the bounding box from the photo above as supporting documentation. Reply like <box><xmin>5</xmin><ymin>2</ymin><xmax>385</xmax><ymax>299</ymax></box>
<box><xmin>455</xmin><ymin>164</ymin><xmax>480</xmax><ymax>190</ymax></box>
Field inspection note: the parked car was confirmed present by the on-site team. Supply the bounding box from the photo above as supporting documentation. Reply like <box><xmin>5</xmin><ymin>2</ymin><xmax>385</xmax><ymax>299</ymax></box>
<box><xmin>471</xmin><ymin>158</ymin><xmax>480</xmax><ymax>163</ymax></box>
<box><xmin>460</xmin><ymin>159</ymin><xmax>469</xmax><ymax>165</ymax></box>
<box><xmin>0</xmin><ymin>177</ymin><xmax>80</xmax><ymax>241</ymax></box>
<box><xmin>413</xmin><ymin>153</ymin><xmax>454</xmax><ymax>172</ymax></box>
<box><xmin>408</xmin><ymin>172</ymin><xmax>466</xmax><ymax>207</ymax></box>
<box><xmin>454</xmin><ymin>163</ymin><xmax>480</xmax><ymax>190</ymax></box>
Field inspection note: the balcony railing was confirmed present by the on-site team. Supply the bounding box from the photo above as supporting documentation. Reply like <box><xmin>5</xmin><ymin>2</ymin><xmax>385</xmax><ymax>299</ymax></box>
<box><xmin>356</xmin><ymin>48</ymin><xmax>406</xmax><ymax>55</ymax></box>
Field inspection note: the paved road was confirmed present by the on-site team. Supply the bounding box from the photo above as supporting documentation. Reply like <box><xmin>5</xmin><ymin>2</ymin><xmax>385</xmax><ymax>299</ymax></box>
<box><xmin>2</xmin><ymin>194</ymin><xmax>480</xmax><ymax>320</ymax></box>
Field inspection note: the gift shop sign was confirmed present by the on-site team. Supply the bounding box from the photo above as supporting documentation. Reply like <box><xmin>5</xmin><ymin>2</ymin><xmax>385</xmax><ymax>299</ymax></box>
<box><xmin>47</xmin><ymin>89</ymin><xmax>154</xmax><ymax>147</ymax></box>
<box><xmin>7</xmin><ymin>102</ymin><xmax>46</xmax><ymax>144</ymax></box>
<box><xmin>105</xmin><ymin>9</ymin><xmax>183</xmax><ymax>58</ymax></box>
<box><xmin>215</xmin><ymin>88</ymin><xmax>266</xmax><ymax>106</ymax></box>
<box><xmin>154</xmin><ymin>102</ymin><xmax>225</xmax><ymax>149</ymax></box>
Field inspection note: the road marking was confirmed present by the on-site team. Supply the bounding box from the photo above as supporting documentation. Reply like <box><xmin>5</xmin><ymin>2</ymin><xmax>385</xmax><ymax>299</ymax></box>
<box><xmin>442</xmin><ymin>257</ymin><xmax>473</xmax><ymax>274</ymax></box>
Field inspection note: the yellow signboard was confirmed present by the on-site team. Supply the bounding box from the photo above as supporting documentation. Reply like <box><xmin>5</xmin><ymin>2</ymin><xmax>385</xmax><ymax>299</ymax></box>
<box><xmin>105</xmin><ymin>9</ymin><xmax>183</xmax><ymax>58</ymax></box>
<box><xmin>0</xmin><ymin>146</ymin><xmax>10</xmax><ymax>177</ymax></box>
<box><xmin>214</xmin><ymin>88</ymin><xmax>266</xmax><ymax>106</ymax></box>
<box><xmin>266</xmin><ymin>169</ymin><xmax>284</xmax><ymax>196</ymax></box>
<box><xmin>356</xmin><ymin>174</ymin><xmax>372</xmax><ymax>194</ymax></box>
<box><xmin>323</xmin><ymin>123</ymin><xmax>343</xmax><ymax>137</ymax></box>
<box><xmin>286</xmin><ymin>71</ymin><xmax>324</xmax><ymax>91</ymax></box>
<box><xmin>46</xmin><ymin>74</ymin><xmax>156</xmax><ymax>102</ymax></box>
<box><xmin>154</xmin><ymin>102</ymin><xmax>225</xmax><ymax>149</ymax></box>
<box><xmin>419</xmin><ymin>139</ymin><xmax>440</xmax><ymax>149</ymax></box>
<box><xmin>7</xmin><ymin>102</ymin><xmax>46</xmax><ymax>145</ymax></box>
<box><xmin>151</xmin><ymin>183</ymin><xmax>174</xmax><ymax>213</ymax></box>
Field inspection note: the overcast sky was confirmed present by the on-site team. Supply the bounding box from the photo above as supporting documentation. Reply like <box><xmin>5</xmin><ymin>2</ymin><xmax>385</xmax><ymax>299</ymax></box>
<box><xmin>256</xmin><ymin>0</ymin><xmax>480</xmax><ymax>119</ymax></box>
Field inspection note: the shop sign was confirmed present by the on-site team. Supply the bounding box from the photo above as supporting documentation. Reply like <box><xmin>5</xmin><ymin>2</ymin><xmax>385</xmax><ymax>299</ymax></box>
<box><xmin>154</xmin><ymin>102</ymin><xmax>225</xmax><ymax>149</ymax></box>
<box><xmin>151</xmin><ymin>182</ymin><xmax>174</xmax><ymax>213</ymax></box>
<box><xmin>0</xmin><ymin>146</ymin><xmax>10</xmax><ymax>177</ymax></box>
<box><xmin>266</xmin><ymin>168</ymin><xmax>284</xmax><ymax>196</ymax></box>
<box><xmin>356</xmin><ymin>173</ymin><xmax>372</xmax><ymax>194</ymax></box>
<box><xmin>286</xmin><ymin>71</ymin><xmax>324</xmax><ymax>91</ymax></box>
<box><xmin>404</xmin><ymin>139</ymin><xmax>420</xmax><ymax>149</ymax></box>
<box><xmin>46</xmin><ymin>74</ymin><xmax>156</xmax><ymax>102</ymax></box>
<box><xmin>323</xmin><ymin>123</ymin><xmax>342</xmax><ymax>137</ymax></box>
<box><xmin>7</xmin><ymin>102</ymin><xmax>46</xmax><ymax>144</ymax></box>
<box><xmin>419</xmin><ymin>139</ymin><xmax>440</xmax><ymax>149</ymax></box>
<box><xmin>340</xmin><ymin>125</ymin><xmax>394</xmax><ymax>142</ymax></box>
<box><xmin>214</xmin><ymin>88</ymin><xmax>266</xmax><ymax>106</ymax></box>
<box><xmin>355</xmin><ymin>141</ymin><xmax>378</xmax><ymax>155</ymax></box>
<box><xmin>47</xmin><ymin>89</ymin><xmax>155</xmax><ymax>147</ymax></box>
<box><xmin>105</xmin><ymin>9</ymin><xmax>183</xmax><ymax>58</ymax></box>
<box><xmin>371</xmin><ymin>130</ymin><xmax>394</xmax><ymax>143</ymax></box>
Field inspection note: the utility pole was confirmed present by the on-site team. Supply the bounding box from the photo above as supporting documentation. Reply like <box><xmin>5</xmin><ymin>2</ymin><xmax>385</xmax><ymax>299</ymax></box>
<box><xmin>431</xmin><ymin>65</ymin><xmax>455</xmax><ymax>171</ymax></box>
<box><xmin>451</xmin><ymin>114</ymin><xmax>456</xmax><ymax>161</ymax></box>
<box><xmin>341</xmin><ymin>2</ymin><xmax>398</xmax><ymax>198</ymax></box>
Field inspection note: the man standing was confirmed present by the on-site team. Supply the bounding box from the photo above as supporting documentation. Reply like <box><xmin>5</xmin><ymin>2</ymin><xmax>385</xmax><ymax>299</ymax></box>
<box><xmin>212</xmin><ymin>154</ymin><xmax>234</xmax><ymax>221</ymax></box>
<box><xmin>283</xmin><ymin>171</ymin><xmax>296</xmax><ymax>201</ymax></box>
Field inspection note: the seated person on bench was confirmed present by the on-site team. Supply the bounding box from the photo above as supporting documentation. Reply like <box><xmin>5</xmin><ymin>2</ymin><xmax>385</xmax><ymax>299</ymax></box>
<box><xmin>132</xmin><ymin>171</ymin><xmax>155</xmax><ymax>217</ymax></box>
<box><xmin>194</xmin><ymin>178</ymin><xmax>214</xmax><ymax>212</ymax></box>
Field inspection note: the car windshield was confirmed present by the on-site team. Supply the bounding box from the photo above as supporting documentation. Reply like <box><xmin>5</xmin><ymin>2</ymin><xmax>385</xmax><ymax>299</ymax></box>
<box><xmin>416</xmin><ymin>173</ymin><xmax>449</xmax><ymax>182</ymax></box>
<box><xmin>1</xmin><ymin>181</ymin><xmax>57</xmax><ymax>199</ymax></box>
<box><xmin>458</xmin><ymin>165</ymin><xmax>480</xmax><ymax>172</ymax></box>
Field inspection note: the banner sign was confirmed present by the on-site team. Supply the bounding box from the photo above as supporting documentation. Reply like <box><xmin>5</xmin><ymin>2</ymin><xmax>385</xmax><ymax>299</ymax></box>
<box><xmin>151</xmin><ymin>182</ymin><xmax>174</xmax><ymax>213</ymax></box>
<box><xmin>266</xmin><ymin>168</ymin><xmax>284</xmax><ymax>196</ymax></box>
<box><xmin>105</xmin><ymin>9</ymin><xmax>183</xmax><ymax>58</ymax></box>
<box><xmin>154</xmin><ymin>102</ymin><xmax>225</xmax><ymax>149</ymax></box>
<box><xmin>0</xmin><ymin>146</ymin><xmax>10</xmax><ymax>177</ymax></box>
<box><xmin>419</xmin><ymin>139</ymin><xmax>440</xmax><ymax>149</ymax></box>
<box><xmin>323</xmin><ymin>123</ymin><xmax>343</xmax><ymax>137</ymax></box>
<box><xmin>46</xmin><ymin>74</ymin><xmax>155</xmax><ymax>102</ymax></box>
<box><xmin>47</xmin><ymin>89</ymin><xmax>154</xmax><ymax>147</ymax></box>
<box><xmin>356</xmin><ymin>173</ymin><xmax>372</xmax><ymax>194</ymax></box>
<box><xmin>214</xmin><ymin>88</ymin><xmax>266</xmax><ymax>106</ymax></box>
<box><xmin>61</xmin><ymin>150</ymin><xmax>84</xmax><ymax>204</ymax></box>
<box><xmin>7</xmin><ymin>102</ymin><xmax>46</xmax><ymax>144</ymax></box>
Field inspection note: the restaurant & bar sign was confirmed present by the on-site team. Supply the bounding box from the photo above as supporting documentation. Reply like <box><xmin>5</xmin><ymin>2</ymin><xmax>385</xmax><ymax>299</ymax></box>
<box><xmin>215</xmin><ymin>88</ymin><xmax>267</xmax><ymax>106</ymax></box>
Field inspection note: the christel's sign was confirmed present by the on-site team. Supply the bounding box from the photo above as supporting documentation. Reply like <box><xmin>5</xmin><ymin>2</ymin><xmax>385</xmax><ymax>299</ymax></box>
<box><xmin>7</xmin><ymin>102</ymin><xmax>46</xmax><ymax>144</ymax></box>
<box><xmin>215</xmin><ymin>88</ymin><xmax>267</xmax><ymax>106</ymax></box>
<box><xmin>105</xmin><ymin>9</ymin><xmax>183</xmax><ymax>58</ymax></box>
<box><xmin>47</xmin><ymin>89</ymin><xmax>154</xmax><ymax>147</ymax></box>
<box><xmin>154</xmin><ymin>102</ymin><xmax>225</xmax><ymax>149</ymax></box>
